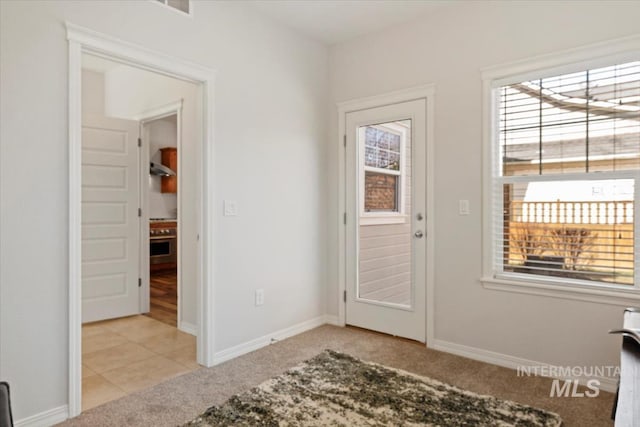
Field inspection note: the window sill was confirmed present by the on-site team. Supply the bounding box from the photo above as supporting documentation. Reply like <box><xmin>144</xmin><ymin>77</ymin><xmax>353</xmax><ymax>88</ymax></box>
<box><xmin>360</xmin><ymin>215</ymin><xmax>408</xmax><ymax>226</ymax></box>
<box><xmin>480</xmin><ymin>275</ymin><xmax>640</xmax><ymax>307</ymax></box>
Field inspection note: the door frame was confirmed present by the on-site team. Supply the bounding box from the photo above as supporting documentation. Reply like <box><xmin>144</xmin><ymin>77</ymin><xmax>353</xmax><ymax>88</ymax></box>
<box><xmin>337</xmin><ymin>85</ymin><xmax>436</xmax><ymax>345</ymax></box>
<box><xmin>135</xmin><ymin>100</ymin><xmax>183</xmax><ymax>325</ymax></box>
<box><xmin>67</xmin><ymin>23</ymin><xmax>216</xmax><ymax>417</ymax></box>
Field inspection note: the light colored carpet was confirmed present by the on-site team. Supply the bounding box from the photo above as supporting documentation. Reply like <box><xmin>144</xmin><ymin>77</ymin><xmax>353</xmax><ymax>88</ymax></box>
<box><xmin>58</xmin><ymin>325</ymin><xmax>614</xmax><ymax>427</ymax></box>
<box><xmin>186</xmin><ymin>350</ymin><xmax>562</xmax><ymax>426</ymax></box>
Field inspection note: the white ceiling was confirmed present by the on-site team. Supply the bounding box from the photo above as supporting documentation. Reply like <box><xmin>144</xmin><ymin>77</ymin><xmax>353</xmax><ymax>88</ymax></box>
<box><xmin>247</xmin><ymin>0</ymin><xmax>455</xmax><ymax>45</ymax></box>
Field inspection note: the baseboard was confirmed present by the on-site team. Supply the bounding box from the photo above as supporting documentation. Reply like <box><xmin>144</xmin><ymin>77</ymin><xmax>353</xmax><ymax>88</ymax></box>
<box><xmin>324</xmin><ymin>314</ymin><xmax>340</xmax><ymax>326</ymax></box>
<box><xmin>15</xmin><ymin>405</ymin><xmax>69</xmax><ymax>427</ymax></box>
<box><xmin>213</xmin><ymin>315</ymin><xmax>327</xmax><ymax>365</ymax></box>
<box><xmin>179</xmin><ymin>320</ymin><xmax>197</xmax><ymax>336</ymax></box>
<box><xmin>432</xmin><ymin>339</ymin><xmax>618</xmax><ymax>393</ymax></box>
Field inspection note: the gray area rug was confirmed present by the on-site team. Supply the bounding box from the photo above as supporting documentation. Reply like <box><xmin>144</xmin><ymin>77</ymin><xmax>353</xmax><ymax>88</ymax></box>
<box><xmin>185</xmin><ymin>349</ymin><xmax>562</xmax><ymax>426</ymax></box>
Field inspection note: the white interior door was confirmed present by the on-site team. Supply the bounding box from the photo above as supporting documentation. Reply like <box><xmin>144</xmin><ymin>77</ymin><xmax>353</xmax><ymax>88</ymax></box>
<box><xmin>345</xmin><ymin>99</ymin><xmax>427</xmax><ymax>342</ymax></box>
<box><xmin>82</xmin><ymin>114</ymin><xmax>141</xmax><ymax>323</ymax></box>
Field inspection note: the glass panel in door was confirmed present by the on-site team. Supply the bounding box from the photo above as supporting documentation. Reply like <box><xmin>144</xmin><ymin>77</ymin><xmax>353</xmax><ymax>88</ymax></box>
<box><xmin>358</xmin><ymin>120</ymin><xmax>412</xmax><ymax>308</ymax></box>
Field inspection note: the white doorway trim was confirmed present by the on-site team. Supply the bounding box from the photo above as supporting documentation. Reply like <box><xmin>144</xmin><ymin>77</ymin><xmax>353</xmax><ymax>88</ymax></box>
<box><xmin>136</xmin><ymin>100</ymin><xmax>183</xmax><ymax>327</ymax></box>
<box><xmin>336</xmin><ymin>85</ymin><xmax>436</xmax><ymax>345</ymax></box>
<box><xmin>67</xmin><ymin>23</ymin><xmax>216</xmax><ymax>417</ymax></box>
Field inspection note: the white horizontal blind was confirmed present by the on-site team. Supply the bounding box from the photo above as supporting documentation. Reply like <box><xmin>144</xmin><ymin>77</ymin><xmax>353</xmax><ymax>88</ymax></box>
<box><xmin>495</xmin><ymin>61</ymin><xmax>640</xmax><ymax>286</ymax></box>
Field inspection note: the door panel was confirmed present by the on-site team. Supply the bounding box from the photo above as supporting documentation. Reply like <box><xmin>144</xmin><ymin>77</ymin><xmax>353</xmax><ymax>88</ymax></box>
<box><xmin>346</xmin><ymin>100</ymin><xmax>426</xmax><ymax>342</ymax></box>
<box><xmin>82</xmin><ymin>114</ymin><xmax>140</xmax><ymax>323</ymax></box>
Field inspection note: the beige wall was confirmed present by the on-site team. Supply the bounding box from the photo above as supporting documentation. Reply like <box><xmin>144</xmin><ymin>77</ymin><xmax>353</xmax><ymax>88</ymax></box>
<box><xmin>0</xmin><ymin>1</ymin><xmax>328</xmax><ymax>420</ymax></box>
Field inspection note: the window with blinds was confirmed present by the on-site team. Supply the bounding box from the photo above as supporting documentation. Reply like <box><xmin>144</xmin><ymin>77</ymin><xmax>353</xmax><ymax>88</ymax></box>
<box><xmin>494</xmin><ymin>60</ymin><xmax>640</xmax><ymax>286</ymax></box>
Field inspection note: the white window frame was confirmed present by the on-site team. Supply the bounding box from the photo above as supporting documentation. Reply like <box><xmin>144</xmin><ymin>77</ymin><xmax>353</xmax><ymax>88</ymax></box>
<box><xmin>359</xmin><ymin>122</ymin><xmax>408</xmax><ymax>225</ymax></box>
<box><xmin>150</xmin><ymin>0</ymin><xmax>193</xmax><ymax>17</ymax></box>
<box><xmin>481</xmin><ymin>35</ymin><xmax>640</xmax><ymax>305</ymax></box>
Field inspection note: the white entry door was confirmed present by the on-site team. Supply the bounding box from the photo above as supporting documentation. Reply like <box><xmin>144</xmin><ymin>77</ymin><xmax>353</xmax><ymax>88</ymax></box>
<box><xmin>345</xmin><ymin>99</ymin><xmax>427</xmax><ymax>342</ymax></box>
<box><xmin>82</xmin><ymin>114</ymin><xmax>141</xmax><ymax>323</ymax></box>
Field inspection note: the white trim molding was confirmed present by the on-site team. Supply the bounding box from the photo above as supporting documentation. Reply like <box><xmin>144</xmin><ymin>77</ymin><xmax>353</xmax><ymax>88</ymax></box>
<box><xmin>213</xmin><ymin>316</ymin><xmax>327</xmax><ymax>365</ymax></box>
<box><xmin>432</xmin><ymin>339</ymin><xmax>618</xmax><ymax>393</ymax></box>
<box><xmin>67</xmin><ymin>35</ymin><xmax>83</xmax><ymax>420</ymax></box>
<box><xmin>133</xmin><ymin>100</ymin><xmax>183</xmax><ymax>122</ymax></box>
<box><xmin>480</xmin><ymin>33</ymin><xmax>640</xmax><ymax>85</ymax></box>
<box><xmin>179</xmin><ymin>321</ymin><xmax>198</xmax><ymax>336</ymax></box>
<box><xmin>66</xmin><ymin>23</ymin><xmax>216</xmax><ymax>418</ymax></box>
<box><xmin>481</xmin><ymin>276</ymin><xmax>640</xmax><ymax>306</ymax></box>
<box><xmin>66</xmin><ymin>23</ymin><xmax>212</xmax><ymax>82</ymax></box>
<box><xmin>336</xmin><ymin>84</ymin><xmax>436</xmax><ymax>346</ymax></box>
<box><xmin>324</xmin><ymin>314</ymin><xmax>341</xmax><ymax>326</ymax></box>
<box><xmin>15</xmin><ymin>405</ymin><xmax>69</xmax><ymax>427</ymax></box>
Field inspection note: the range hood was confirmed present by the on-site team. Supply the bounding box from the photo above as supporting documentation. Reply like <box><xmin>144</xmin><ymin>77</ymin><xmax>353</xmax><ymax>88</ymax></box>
<box><xmin>149</xmin><ymin>162</ymin><xmax>176</xmax><ymax>177</ymax></box>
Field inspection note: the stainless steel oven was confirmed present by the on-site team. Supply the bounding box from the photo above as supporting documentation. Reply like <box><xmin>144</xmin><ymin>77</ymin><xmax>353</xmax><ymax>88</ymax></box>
<box><xmin>150</xmin><ymin>221</ymin><xmax>177</xmax><ymax>266</ymax></box>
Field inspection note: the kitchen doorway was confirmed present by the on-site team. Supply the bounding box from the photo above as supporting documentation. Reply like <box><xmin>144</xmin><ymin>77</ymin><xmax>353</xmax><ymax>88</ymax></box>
<box><xmin>80</xmin><ymin>54</ymin><xmax>198</xmax><ymax>412</ymax></box>
<box><xmin>142</xmin><ymin>112</ymin><xmax>181</xmax><ymax>328</ymax></box>
<box><xmin>69</xmin><ymin>23</ymin><xmax>215</xmax><ymax>417</ymax></box>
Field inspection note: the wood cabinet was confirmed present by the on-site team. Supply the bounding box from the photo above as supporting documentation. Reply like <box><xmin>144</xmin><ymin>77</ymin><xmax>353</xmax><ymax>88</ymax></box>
<box><xmin>160</xmin><ymin>147</ymin><xmax>177</xmax><ymax>193</ymax></box>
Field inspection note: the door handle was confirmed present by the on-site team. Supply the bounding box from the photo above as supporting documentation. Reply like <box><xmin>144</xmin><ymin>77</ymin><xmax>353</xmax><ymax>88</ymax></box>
<box><xmin>414</xmin><ymin>230</ymin><xmax>424</xmax><ymax>238</ymax></box>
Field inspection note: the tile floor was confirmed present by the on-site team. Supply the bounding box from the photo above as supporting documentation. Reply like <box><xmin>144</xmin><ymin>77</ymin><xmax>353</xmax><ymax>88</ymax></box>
<box><xmin>82</xmin><ymin>315</ymin><xmax>199</xmax><ymax>411</ymax></box>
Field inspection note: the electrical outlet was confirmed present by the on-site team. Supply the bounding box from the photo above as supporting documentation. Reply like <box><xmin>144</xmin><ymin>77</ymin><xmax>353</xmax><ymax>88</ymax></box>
<box><xmin>255</xmin><ymin>289</ymin><xmax>264</xmax><ymax>306</ymax></box>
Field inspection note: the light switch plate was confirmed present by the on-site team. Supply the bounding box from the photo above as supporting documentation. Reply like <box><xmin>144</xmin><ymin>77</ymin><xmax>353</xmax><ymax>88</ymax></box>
<box><xmin>224</xmin><ymin>200</ymin><xmax>238</xmax><ymax>216</ymax></box>
<box><xmin>459</xmin><ymin>199</ymin><xmax>470</xmax><ymax>215</ymax></box>
<box><xmin>255</xmin><ymin>289</ymin><xmax>264</xmax><ymax>306</ymax></box>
